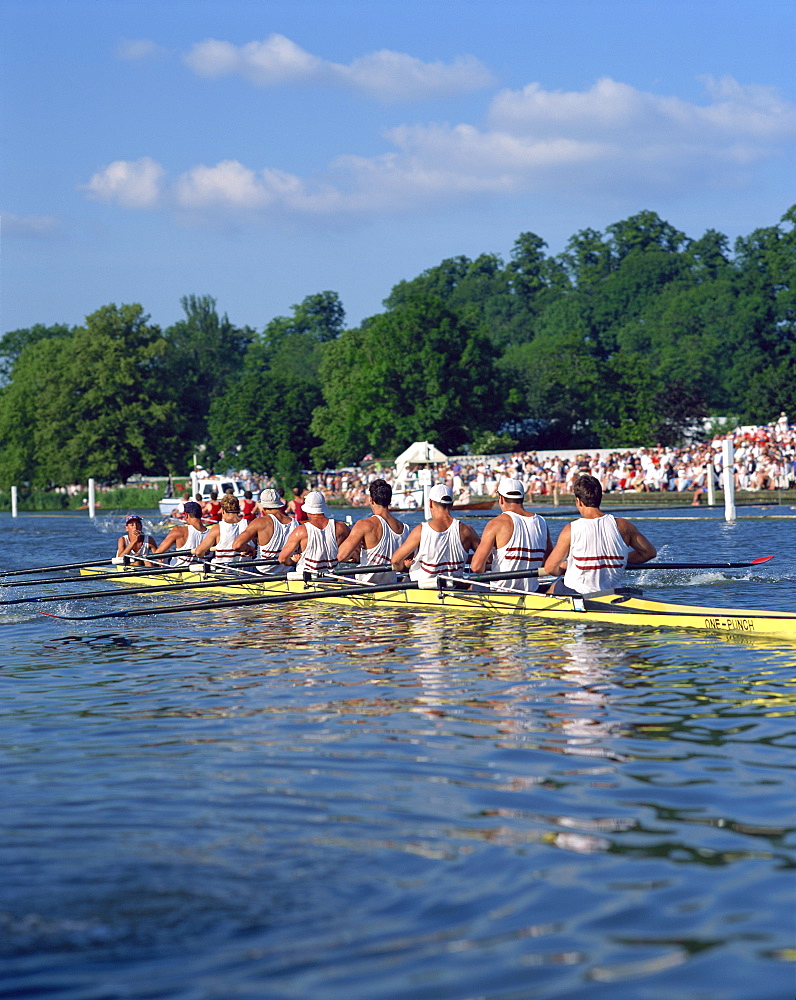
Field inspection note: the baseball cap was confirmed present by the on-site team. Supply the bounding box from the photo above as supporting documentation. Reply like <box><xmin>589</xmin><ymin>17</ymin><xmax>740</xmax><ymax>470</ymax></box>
<box><xmin>125</xmin><ymin>514</ymin><xmax>142</xmax><ymax>524</ymax></box>
<box><xmin>428</xmin><ymin>484</ymin><xmax>453</xmax><ymax>504</ymax></box>
<box><xmin>497</xmin><ymin>478</ymin><xmax>525</xmax><ymax>501</ymax></box>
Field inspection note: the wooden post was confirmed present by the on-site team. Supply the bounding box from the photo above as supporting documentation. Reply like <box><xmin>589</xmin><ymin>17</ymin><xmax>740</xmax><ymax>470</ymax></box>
<box><xmin>11</xmin><ymin>486</ymin><xmax>17</xmax><ymax>518</ymax></box>
<box><xmin>88</xmin><ymin>478</ymin><xmax>96</xmax><ymax>519</ymax></box>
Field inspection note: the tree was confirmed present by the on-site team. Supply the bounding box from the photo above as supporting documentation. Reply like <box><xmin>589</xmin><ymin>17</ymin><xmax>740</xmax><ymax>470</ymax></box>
<box><xmin>0</xmin><ymin>323</ymin><xmax>73</xmax><ymax>383</ymax></box>
<box><xmin>0</xmin><ymin>304</ymin><xmax>183</xmax><ymax>486</ymax></box>
<box><xmin>310</xmin><ymin>296</ymin><xmax>503</xmax><ymax>466</ymax></box>
<box><xmin>161</xmin><ymin>295</ymin><xmax>254</xmax><ymax>465</ymax></box>
<box><xmin>208</xmin><ymin>292</ymin><xmax>344</xmax><ymax>472</ymax></box>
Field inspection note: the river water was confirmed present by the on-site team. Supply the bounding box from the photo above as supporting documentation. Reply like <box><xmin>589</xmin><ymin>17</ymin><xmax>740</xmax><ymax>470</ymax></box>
<box><xmin>2</xmin><ymin>508</ymin><xmax>795</xmax><ymax>1000</ymax></box>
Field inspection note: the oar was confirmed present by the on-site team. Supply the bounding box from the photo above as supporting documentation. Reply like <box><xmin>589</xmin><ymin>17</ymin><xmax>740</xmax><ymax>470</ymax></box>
<box><xmin>0</xmin><ymin>550</ymin><xmax>193</xmax><ymax>578</ymax></box>
<box><xmin>627</xmin><ymin>556</ymin><xmax>773</xmax><ymax>570</ymax></box>
<box><xmin>1</xmin><ymin>564</ymin><xmax>196</xmax><ymax>589</ymax></box>
<box><xmin>37</xmin><ymin>567</ymin><xmax>540</xmax><ymax>622</ymax></box>
<box><xmin>0</xmin><ymin>574</ymin><xmax>282</xmax><ymax>607</ymax></box>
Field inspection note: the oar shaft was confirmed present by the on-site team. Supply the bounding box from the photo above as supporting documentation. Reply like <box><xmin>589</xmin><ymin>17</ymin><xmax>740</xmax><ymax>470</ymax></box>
<box><xmin>0</xmin><ymin>550</ymin><xmax>192</xmax><ymax>578</ymax></box>
<box><xmin>627</xmin><ymin>558</ymin><xmax>773</xmax><ymax>570</ymax></box>
<box><xmin>41</xmin><ymin>578</ymin><xmax>421</xmax><ymax>621</ymax></box>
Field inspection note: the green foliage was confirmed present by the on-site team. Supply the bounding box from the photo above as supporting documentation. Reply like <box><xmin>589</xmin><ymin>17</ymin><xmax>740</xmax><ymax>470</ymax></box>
<box><xmin>1</xmin><ymin>206</ymin><xmax>794</xmax><ymax>487</ymax></box>
<box><xmin>468</xmin><ymin>431</ymin><xmax>518</xmax><ymax>455</ymax></box>
<box><xmin>311</xmin><ymin>295</ymin><xmax>503</xmax><ymax>466</ymax></box>
<box><xmin>208</xmin><ymin>292</ymin><xmax>344</xmax><ymax>472</ymax></box>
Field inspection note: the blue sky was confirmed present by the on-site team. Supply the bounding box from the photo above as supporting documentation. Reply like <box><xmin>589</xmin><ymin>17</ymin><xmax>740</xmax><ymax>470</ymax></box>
<box><xmin>2</xmin><ymin>0</ymin><xmax>795</xmax><ymax>335</ymax></box>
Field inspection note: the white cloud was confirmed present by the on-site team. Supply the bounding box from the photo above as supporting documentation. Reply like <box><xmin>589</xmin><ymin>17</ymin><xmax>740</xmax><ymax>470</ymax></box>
<box><xmin>80</xmin><ymin>76</ymin><xmax>796</xmax><ymax>221</ymax></box>
<box><xmin>1</xmin><ymin>212</ymin><xmax>62</xmax><ymax>238</ymax></box>
<box><xmin>115</xmin><ymin>38</ymin><xmax>167</xmax><ymax>61</ymax></box>
<box><xmin>83</xmin><ymin>157</ymin><xmax>164</xmax><ymax>208</ymax></box>
<box><xmin>182</xmin><ymin>33</ymin><xmax>493</xmax><ymax>101</ymax></box>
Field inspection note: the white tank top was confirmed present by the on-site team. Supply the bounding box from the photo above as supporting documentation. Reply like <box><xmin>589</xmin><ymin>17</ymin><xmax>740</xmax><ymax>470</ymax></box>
<box><xmin>296</xmin><ymin>520</ymin><xmax>339</xmax><ymax>574</ymax></box>
<box><xmin>491</xmin><ymin>511</ymin><xmax>548</xmax><ymax>592</ymax></box>
<box><xmin>214</xmin><ymin>519</ymin><xmax>245</xmax><ymax>564</ymax></box>
<box><xmin>409</xmin><ymin>521</ymin><xmax>467</xmax><ymax>582</ymax></box>
<box><xmin>258</xmin><ymin>513</ymin><xmax>292</xmax><ymax>576</ymax></box>
<box><xmin>172</xmin><ymin>523</ymin><xmax>207</xmax><ymax>565</ymax></box>
<box><xmin>358</xmin><ymin>515</ymin><xmax>409</xmax><ymax>584</ymax></box>
<box><xmin>563</xmin><ymin>514</ymin><xmax>630</xmax><ymax>594</ymax></box>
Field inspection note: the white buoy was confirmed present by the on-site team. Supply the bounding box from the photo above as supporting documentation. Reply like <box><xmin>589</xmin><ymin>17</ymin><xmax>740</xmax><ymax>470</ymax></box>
<box><xmin>88</xmin><ymin>478</ymin><xmax>96</xmax><ymax>519</ymax></box>
<box><xmin>11</xmin><ymin>485</ymin><xmax>18</xmax><ymax>518</ymax></box>
<box><xmin>721</xmin><ymin>439</ymin><xmax>736</xmax><ymax>522</ymax></box>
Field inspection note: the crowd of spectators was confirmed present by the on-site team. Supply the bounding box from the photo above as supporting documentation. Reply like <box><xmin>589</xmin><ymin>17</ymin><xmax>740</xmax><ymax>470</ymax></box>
<box><xmin>216</xmin><ymin>415</ymin><xmax>796</xmax><ymax>507</ymax></box>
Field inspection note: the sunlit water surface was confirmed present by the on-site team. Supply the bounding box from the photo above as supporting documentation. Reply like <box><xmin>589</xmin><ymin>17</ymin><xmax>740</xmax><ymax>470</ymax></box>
<box><xmin>1</xmin><ymin>510</ymin><xmax>795</xmax><ymax>1000</ymax></box>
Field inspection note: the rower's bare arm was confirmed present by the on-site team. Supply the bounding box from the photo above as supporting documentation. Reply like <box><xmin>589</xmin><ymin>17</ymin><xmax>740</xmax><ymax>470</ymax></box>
<box><xmin>232</xmin><ymin>521</ymin><xmax>261</xmax><ymax>550</ymax></box>
<box><xmin>278</xmin><ymin>525</ymin><xmax>306</xmax><ymax>566</ymax></box>
<box><xmin>194</xmin><ymin>525</ymin><xmax>219</xmax><ymax>557</ymax></box>
<box><xmin>391</xmin><ymin>525</ymin><xmax>421</xmax><ymax>572</ymax></box>
<box><xmin>470</xmin><ymin>521</ymin><xmax>497</xmax><ymax>573</ymax></box>
<box><xmin>542</xmin><ymin>524</ymin><xmax>571</xmax><ymax>577</ymax></box>
<box><xmin>336</xmin><ymin>521</ymin><xmax>368</xmax><ymax>564</ymax></box>
<box><xmin>335</xmin><ymin>521</ymin><xmax>351</xmax><ymax>546</ymax></box>
<box><xmin>461</xmin><ymin>524</ymin><xmax>482</xmax><ymax>564</ymax></box>
<box><xmin>622</xmin><ymin>520</ymin><xmax>657</xmax><ymax>564</ymax></box>
<box><xmin>154</xmin><ymin>528</ymin><xmax>181</xmax><ymax>554</ymax></box>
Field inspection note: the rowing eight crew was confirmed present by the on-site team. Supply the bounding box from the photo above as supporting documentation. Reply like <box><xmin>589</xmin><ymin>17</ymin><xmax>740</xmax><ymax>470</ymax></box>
<box><xmin>123</xmin><ymin>474</ymin><xmax>656</xmax><ymax>594</ymax></box>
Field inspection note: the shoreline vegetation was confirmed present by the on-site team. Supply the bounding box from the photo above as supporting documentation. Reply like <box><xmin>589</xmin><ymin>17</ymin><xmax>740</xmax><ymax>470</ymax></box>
<box><xmin>2</xmin><ymin>483</ymin><xmax>795</xmax><ymax>515</ymax></box>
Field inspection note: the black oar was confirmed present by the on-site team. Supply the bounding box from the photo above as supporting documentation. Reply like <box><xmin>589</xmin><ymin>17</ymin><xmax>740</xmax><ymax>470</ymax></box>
<box><xmin>0</xmin><ymin>550</ymin><xmax>193</xmax><ymax>578</ymax></box>
<box><xmin>37</xmin><ymin>568</ymin><xmax>541</xmax><ymax>622</ymax></box>
<box><xmin>1</xmin><ymin>574</ymin><xmax>281</xmax><ymax>607</ymax></box>
<box><xmin>1</xmin><ymin>563</ymin><xmax>195</xmax><ymax>589</ymax></box>
<box><xmin>628</xmin><ymin>556</ymin><xmax>773</xmax><ymax>570</ymax></box>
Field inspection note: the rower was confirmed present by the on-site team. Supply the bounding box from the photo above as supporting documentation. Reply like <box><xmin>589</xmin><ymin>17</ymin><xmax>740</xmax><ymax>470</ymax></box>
<box><xmin>542</xmin><ymin>474</ymin><xmax>656</xmax><ymax>594</ymax></box>
<box><xmin>116</xmin><ymin>515</ymin><xmax>157</xmax><ymax>566</ymax></box>
<box><xmin>278</xmin><ymin>490</ymin><xmax>350</xmax><ymax>574</ymax></box>
<box><xmin>194</xmin><ymin>495</ymin><xmax>255</xmax><ymax>565</ymax></box>
<box><xmin>285</xmin><ymin>487</ymin><xmax>308</xmax><ymax>524</ymax></box>
<box><xmin>241</xmin><ymin>490</ymin><xmax>259</xmax><ymax>522</ymax></box>
<box><xmin>336</xmin><ymin>479</ymin><xmax>409</xmax><ymax>584</ymax></box>
<box><xmin>470</xmin><ymin>477</ymin><xmax>552</xmax><ymax>591</ymax></box>
<box><xmin>231</xmin><ymin>488</ymin><xmax>293</xmax><ymax>575</ymax></box>
<box><xmin>203</xmin><ymin>490</ymin><xmax>222</xmax><ymax>524</ymax></box>
<box><xmin>151</xmin><ymin>501</ymin><xmax>207</xmax><ymax>565</ymax></box>
<box><xmin>390</xmin><ymin>484</ymin><xmax>480</xmax><ymax>583</ymax></box>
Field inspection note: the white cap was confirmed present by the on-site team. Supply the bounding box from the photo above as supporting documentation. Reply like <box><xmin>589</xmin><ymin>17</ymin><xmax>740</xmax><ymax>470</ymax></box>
<box><xmin>428</xmin><ymin>484</ymin><xmax>453</xmax><ymax>504</ymax></box>
<box><xmin>303</xmin><ymin>490</ymin><xmax>330</xmax><ymax>515</ymax></box>
<box><xmin>497</xmin><ymin>478</ymin><xmax>525</xmax><ymax>501</ymax></box>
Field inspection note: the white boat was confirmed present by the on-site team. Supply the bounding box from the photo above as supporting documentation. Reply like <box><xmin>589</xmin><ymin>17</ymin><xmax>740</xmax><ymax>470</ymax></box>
<box><xmin>158</xmin><ymin>475</ymin><xmax>258</xmax><ymax>516</ymax></box>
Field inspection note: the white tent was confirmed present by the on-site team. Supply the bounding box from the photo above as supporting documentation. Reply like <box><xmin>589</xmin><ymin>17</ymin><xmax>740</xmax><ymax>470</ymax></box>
<box><xmin>394</xmin><ymin>441</ymin><xmax>448</xmax><ymax>466</ymax></box>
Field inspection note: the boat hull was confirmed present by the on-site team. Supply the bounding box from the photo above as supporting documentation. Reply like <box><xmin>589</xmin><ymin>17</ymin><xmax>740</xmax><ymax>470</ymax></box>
<box><xmin>81</xmin><ymin>566</ymin><xmax>796</xmax><ymax>640</ymax></box>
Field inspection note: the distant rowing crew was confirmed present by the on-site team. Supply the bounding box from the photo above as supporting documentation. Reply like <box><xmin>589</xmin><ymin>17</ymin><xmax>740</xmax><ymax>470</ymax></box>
<box><xmin>118</xmin><ymin>474</ymin><xmax>657</xmax><ymax>596</ymax></box>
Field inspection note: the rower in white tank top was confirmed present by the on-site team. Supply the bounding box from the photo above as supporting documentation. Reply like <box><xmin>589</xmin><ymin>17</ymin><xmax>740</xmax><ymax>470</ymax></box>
<box><xmin>257</xmin><ymin>513</ymin><xmax>292</xmax><ymax>576</ymax></box>
<box><xmin>214</xmin><ymin>519</ymin><xmax>246</xmax><ymax>564</ymax></box>
<box><xmin>491</xmin><ymin>511</ymin><xmax>549</xmax><ymax>592</ymax></box>
<box><xmin>296</xmin><ymin>520</ymin><xmax>339</xmax><ymax>574</ymax></box>
<box><xmin>563</xmin><ymin>514</ymin><xmax>631</xmax><ymax>594</ymax></box>
<box><xmin>358</xmin><ymin>515</ymin><xmax>409</xmax><ymax>584</ymax></box>
<box><xmin>409</xmin><ymin>521</ymin><xmax>468</xmax><ymax>583</ymax></box>
<box><xmin>172</xmin><ymin>523</ymin><xmax>207</xmax><ymax>565</ymax></box>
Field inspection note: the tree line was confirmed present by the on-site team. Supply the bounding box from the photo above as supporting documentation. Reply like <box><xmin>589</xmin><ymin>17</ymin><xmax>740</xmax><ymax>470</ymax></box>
<box><xmin>0</xmin><ymin>206</ymin><xmax>794</xmax><ymax>489</ymax></box>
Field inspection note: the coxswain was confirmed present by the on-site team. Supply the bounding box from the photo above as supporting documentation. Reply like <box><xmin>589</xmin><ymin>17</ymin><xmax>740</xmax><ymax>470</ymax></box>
<box><xmin>194</xmin><ymin>494</ymin><xmax>255</xmax><ymax>564</ymax></box>
<box><xmin>116</xmin><ymin>515</ymin><xmax>157</xmax><ymax>566</ymax></box>
<box><xmin>542</xmin><ymin>474</ymin><xmax>656</xmax><ymax>594</ymax></box>
<box><xmin>336</xmin><ymin>479</ymin><xmax>409</xmax><ymax>583</ymax></box>
<box><xmin>470</xmin><ymin>478</ymin><xmax>553</xmax><ymax>591</ymax></box>
<box><xmin>278</xmin><ymin>491</ymin><xmax>350</xmax><ymax>574</ymax></box>
<box><xmin>231</xmin><ymin>488</ymin><xmax>294</xmax><ymax>575</ymax></box>
<box><xmin>390</xmin><ymin>484</ymin><xmax>480</xmax><ymax>582</ymax></box>
<box><xmin>151</xmin><ymin>500</ymin><xmax>207</xmax><ymax>565</ymax></box>
<box><xmin>203</xmin><ymin>490</ymin><xmax>222</xmax><ymax>524</ymax></box>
